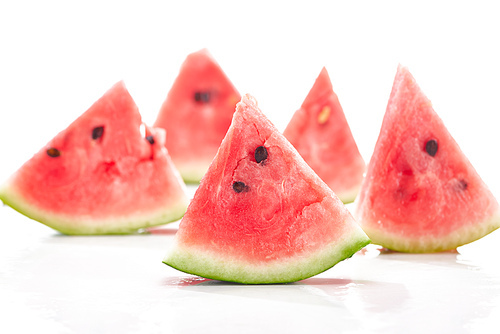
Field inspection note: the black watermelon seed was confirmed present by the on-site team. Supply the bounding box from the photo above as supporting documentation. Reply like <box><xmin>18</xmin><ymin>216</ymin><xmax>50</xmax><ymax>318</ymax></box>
<box><xmin>232</xmin><ymin>181</ymin><xmax>248</xmax><ymax>193</ymax></box>
<box><xmin>146</xmin><ymin>135</ymin><xmax>155</xmax><ymax>144</ymax></box>
<box><xmin>92</xmin><ymin>126</ymin><xmax>104</xmax><ymax>140</ymax></box>
<box><xmin>46</xmin><ymin>147</ymin><xmax>61</xmax><ymax>158</ymax></box>
<box><xmin>254</xmin><ymin>146</ymin><xmax>268</xmax><ymax>163</ymax></box>
<box><xmin>425</xmin><ymin>139</ymin><xmax>438</xmax><ymax>157</ymax></box>
<box><xmin>194</xmin><ymin>91</ymin><xmax>211</xmax><ymax>103</ymax></box>
<box><xmin>458</xmin><ymin>179</ymin><xmax>468</xmax><ymax>191</ymax></box>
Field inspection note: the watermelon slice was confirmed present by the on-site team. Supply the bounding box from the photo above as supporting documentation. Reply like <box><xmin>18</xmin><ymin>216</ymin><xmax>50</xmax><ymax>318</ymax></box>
<box><xmin>154</xmin><ymin>49</ymin><xmax>241</xmax><ymax>183</ymax></box>
<box><xmin>163</xmin><ymin>94</ymin><xmax>370</xmax><ymax>284</ymax></box>
<box><xmin>354</xmin><ymin>65</ymin><xmax>500</xmax><ymax>252</ymax></box>
<box><xmin>283</xmin><ymin>67</ymin><xmax>365</xmax><ymax>203</ymax></box>
<box><xmin>0</xmin><ymin>81</ymin><xmax>189</xmax><ymax>235</ymax></box>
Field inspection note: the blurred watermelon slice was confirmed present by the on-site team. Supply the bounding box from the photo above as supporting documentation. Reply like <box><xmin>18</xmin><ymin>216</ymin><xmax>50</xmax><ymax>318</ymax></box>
<box><xmin>283</xmin><ymin>67</ymin><xmax>365</xmax><ymax>203</ymax></box>
<box><xmin>154</xmin><ymin>49</ymin><xmax>241</xmax><ymax>183</ymax></box>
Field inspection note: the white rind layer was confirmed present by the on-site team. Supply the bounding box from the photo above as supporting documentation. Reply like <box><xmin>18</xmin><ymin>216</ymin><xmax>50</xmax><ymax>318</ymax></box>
<box><xmin>163</xmin><ymin>225</ymin><xmax>370</xmax><ymax>284</ymax></box>
<box><xmin>358</xmin><ymin>209</ymin><xmax>500</xmax><ymax>253</ymax></box>
<box><xmin>0</xmin><ymin>183</ymin><xmax>189</xmax><ymax>235</ymax></box>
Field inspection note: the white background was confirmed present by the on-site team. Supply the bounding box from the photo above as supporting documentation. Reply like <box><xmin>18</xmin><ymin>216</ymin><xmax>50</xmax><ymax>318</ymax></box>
<box><xmin>1</xmin><ymin>1</ymin><xmax>500</xmax><ymax>194</ymax></box>
<box><xmin>1</xmin><ymin>2</ymin><xmax>500</xmax><ymax>333</ymax></box>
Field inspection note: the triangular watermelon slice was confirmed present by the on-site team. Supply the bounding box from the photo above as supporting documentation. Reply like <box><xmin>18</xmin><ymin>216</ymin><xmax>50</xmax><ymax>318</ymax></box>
<box><xmin>354</xmin><ymin>65</ymin><xmax>500</xmax><ymax>252</ymax></box>
<box><xmin>154</xmin><ymin>49</ymin><xmax>241</xmax><ymax>183</ymax></box>
<box><xmin>0</xmin><ymin>82</ymin><xmax>189</xmax><ymax>235</ymax></box>
<box><xmin>163</xmin><ymin>94</ymin><xmax>370</xmax><ymax>284</ymax></box>
<box><xmin>283</xmin><ymin>67</ymin><xmax>365</xmax><ymax>203</ymax></box>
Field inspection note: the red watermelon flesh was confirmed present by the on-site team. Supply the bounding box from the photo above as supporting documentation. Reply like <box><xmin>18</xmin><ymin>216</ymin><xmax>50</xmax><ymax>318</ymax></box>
<box><xmin>154</xmin><ymin>49</ymin><xmax>241</xmax><ymax>183</ymax></box>
<box><xmin>0</xmin><ymin>81</ymin><xmax>189</xmax><ymax>235</ymax></box>
<box><xmin>283</xmin><ymin>67</ymin><xmax>365</xmax><ymax>203</ymax></box>
<box><xmin>354</xmin><ymin>65</ymin><xmax>500</xmax><ymax>252</ymax></box>
<box><xmin>163</xmin><ymin>94</ymin><xmax>370</xmax><ymax>284</ymax></box>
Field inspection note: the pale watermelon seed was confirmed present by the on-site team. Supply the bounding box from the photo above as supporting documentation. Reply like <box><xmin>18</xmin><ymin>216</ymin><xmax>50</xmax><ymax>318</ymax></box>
<box><xmin>255</xmin><ymin>146</ymin><xmax>268</xmax><ymax>163</ymax></box>
<box><xmin>317</xmin><ymin>106</ymin><xmax>331</xmax><ymax>124</ymax></box>
<box><xmin>425</xmin><ymin>139</ymin><xmax>438</xmax><ymax>157</ymax></box>
<box><xmin>232</xmin><ymin>181</ymin><xmax>249</xmax><ymax>193</ymax></box>
<box><xmin>92</xmin><ymin>126</ymin><xmax>104</xmax><ymax>140</ymax></box>
<box><xmin>46</xmin><ymin>148</ymin><xmax>60</xmax><ymax>158</ymax></box>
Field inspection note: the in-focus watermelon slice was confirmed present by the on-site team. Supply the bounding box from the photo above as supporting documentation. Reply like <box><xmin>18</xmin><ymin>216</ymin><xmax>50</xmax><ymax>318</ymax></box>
<box><xmin>354</xmin><ymin>65</ymin><xmax>500</xmax><ymax>252</ymax></box>
<box><xmin>0</xmin><ymin>81</ymin><xmax>189</xmax><ymax>235</ymax></box>
<box><xmin>283</xmin><ymin>67</ymin><xmax>365</xmax><ymax>203</ymax></box>
<box><xmin>154</xmin><ymin>49</ymin><xmax>241</xmax><ymax>183</ymax></box>
<box><xmin>163</xmin><ymin>94</ymin><xmax>370</xmax><ymax>284</ymax></box>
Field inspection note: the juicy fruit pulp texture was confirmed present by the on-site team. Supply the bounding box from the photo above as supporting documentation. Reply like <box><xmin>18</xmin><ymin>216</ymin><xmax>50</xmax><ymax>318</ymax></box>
<box><xmin>354</xmin><ymin>66</ymin><xmax>500</xmax><ymax>252</ymax></box>
<box><xmin>154</xmin><ymin>49</ymin><xmax>241</xmax><ymax>183</ymax></box>
<box><xmin>283</xmin><ymin>67</ymin><xmax>365</xmax><ymax>204</ymax></box>
<box><xmin>0</xmin><ymin>82</ymin><xmax>189</xmax><ymax>235</ymax></box>
<box><xmin>164</xmin><ymin>94</ymin><xmax>370</xmax><ymax>284</ymax></box>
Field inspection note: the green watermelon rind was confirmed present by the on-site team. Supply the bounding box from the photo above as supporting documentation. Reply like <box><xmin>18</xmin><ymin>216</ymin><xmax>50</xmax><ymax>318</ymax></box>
<box><xmin>359</xmin><ymin>208</ymin><xmax>500</xmax><ymax>253</ymax></box>
<box><xmin>163</xmin><ymin>229</ymin><xmax>370</xmax><ymax>284</ymax></box>
<box><xmin>176</xmin><ymin>162</ymin><xmax>211</xmax><ymax>184</ymax></box>
<box><xmin>182</xmin><ymin>173</ymin><xmax>204</xmax><ymax>185</ymax></box>
<box><xmin>0</xmin><ymin>184</ymin><xmax>189</xmax><ymax>235</ymax></box>
<box><xmin>337</xmin><ymin>187</ymin><xmax>361</xmax><ymax>205</ymax></box>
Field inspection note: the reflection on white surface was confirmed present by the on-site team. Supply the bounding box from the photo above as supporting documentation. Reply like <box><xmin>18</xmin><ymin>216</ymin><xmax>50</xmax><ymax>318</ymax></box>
<box><xmin>2</xmin><ymin>206</ymin><xmax>500</xmax><ymax>333</ymax></box>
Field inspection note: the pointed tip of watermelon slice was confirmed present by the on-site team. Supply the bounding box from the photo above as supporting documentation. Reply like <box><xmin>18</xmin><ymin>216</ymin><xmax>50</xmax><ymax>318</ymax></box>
<box><xmin>316</xmin><ymin>66</ymin><xmax>332</xmax><ymax>88</ymax></box>
<box><xmin>107</xmin><ymin>80</ymin><xmax>129</xmax><ymax>96</ymax></box>
<box><xmin>183</xmin><ymin>48</ymin><xmax>219</xmax><ymax>70</ymax></box>
<box><xmin>238</xmin><ymin>93</ymin><xmax>259</xmax><ymax>109</ymax></box>
<box><xmin>195</xmin><ymin>48</ymin><xmax>211</xmax><ymax>56</ymax></box>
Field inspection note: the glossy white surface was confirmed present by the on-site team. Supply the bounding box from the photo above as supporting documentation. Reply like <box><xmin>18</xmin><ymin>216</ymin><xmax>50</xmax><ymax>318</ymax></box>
<box><xmin>2</xmin><ymin>186</ymin><xmax>500</xmax><ymax>334</ymax></box>
<box><xmin>2</xmin><ymin>2</ymin><xmax>500</xmax><ymax>333</ymax></box>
